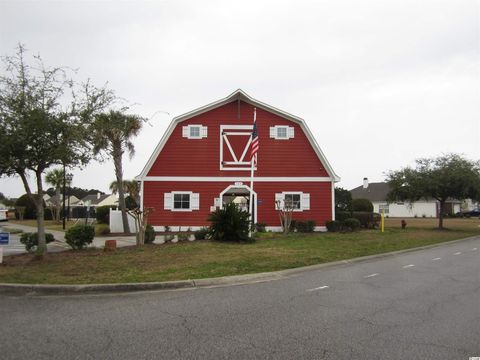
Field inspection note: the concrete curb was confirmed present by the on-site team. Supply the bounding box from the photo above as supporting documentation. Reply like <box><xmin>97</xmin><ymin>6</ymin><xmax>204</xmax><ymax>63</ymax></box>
<box><xmin>1</xmin><ymin>235</ymin><xmax>478</xmax><ymax>296</ymax></box>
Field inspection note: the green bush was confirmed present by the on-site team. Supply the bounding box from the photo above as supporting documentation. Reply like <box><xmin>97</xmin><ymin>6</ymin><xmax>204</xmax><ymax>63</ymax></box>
<box><xmin>351</xmin><ymin>212</ymin><xmax>381</xmax><ymax>229</ymax></box>
<box><xmin>65</xmin><ymin>225</ymin><xmax>95</xmax><ymax>250</ymax></box>
<box><xmin>95</xmin><ymin>205</ymin><xmax>116</xmax><ymax>224</ymax></box>
<box><xmin>145</xmin><ymin>224</ymin><xmax>156</xmax><ymax>244</ymax></box>
<box><xmin>342</xmin><ymin>218</ymin><xmax>361</xmax><ymax>231</ymax></box>
<box><xmin>295</xmin><ymin>220</ymin><xmax>316</xmax><ymax>233</ymax></box>
<box><xmin>352</xmin><ymin>198</ymin><xmax>374</xmax><ymax>212</ymax></box>
<box><xmin>20</xmin><ymin>232</ymin><xmax>55</xmax><ymax>252</ymax></box>
<box><xmin>194</xmin><ymin>227</ymin><xmax>209</xmax><ymax>240</ymax></box>
<box><xmin>208</xmin><ymin>202</ymin><xmax>252</xmax><ymax>242</ymax></box>
<box><xmin>335</xmin><ymin>211</ymin><xmax>351</xmax><ymax>222</ymax></box>
<box><xmin>95</xmin><ymin>224</ymin><xmax>111</xmax><ymax>236</ymax></box>
<box><xmin>255</xmin><ymin>223</ymin><xmax>267</xmax><ymax>232</ymax></box>
<box><xmin>325</xmin><ymin>220</ymin><xmax>342</xmax><ymax>232</ymax></box>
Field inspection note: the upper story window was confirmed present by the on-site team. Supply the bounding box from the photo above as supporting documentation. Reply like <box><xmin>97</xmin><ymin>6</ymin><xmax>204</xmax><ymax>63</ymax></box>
<box><xmin>270</xmin><ymin>125</ymin><xmax>294</xmax><ymax>140</ymax></box>
<box><xmin>182</xmin><ymin>125</ymin><xmax>208</xmax><ymax>139</ymax></box>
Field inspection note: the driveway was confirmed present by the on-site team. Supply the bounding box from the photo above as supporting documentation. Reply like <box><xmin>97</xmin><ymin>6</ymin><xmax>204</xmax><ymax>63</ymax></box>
<box><xmin>1</xmin><ymin>236</ymin><xmax>479</xmax><ymax>359</ymax></box>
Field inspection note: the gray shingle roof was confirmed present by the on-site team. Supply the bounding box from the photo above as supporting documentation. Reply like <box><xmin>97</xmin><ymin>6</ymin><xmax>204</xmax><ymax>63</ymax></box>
<box><xmin>350</xmin><ymin>182</ymin><xmax>390</xmax><ymax>202</ymax></box>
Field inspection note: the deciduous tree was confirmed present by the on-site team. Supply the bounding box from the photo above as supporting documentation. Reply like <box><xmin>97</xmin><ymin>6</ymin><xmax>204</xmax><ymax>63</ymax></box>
<box><xmin>0</xmin><ymin>44</ymin><xmax>114</xmax><ymax>256</ymax></box>
<box><xmin>387</xmin><ymin>154</ymin><xmax>480</xmax><ymax>229</ymax></box>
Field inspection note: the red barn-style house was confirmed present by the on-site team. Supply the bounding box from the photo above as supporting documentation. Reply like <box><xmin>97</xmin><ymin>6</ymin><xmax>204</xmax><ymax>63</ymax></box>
<box><xmin>137</xmin><ymin>90</ymin><xmax>340</xmax><ymax>231</ymax></box>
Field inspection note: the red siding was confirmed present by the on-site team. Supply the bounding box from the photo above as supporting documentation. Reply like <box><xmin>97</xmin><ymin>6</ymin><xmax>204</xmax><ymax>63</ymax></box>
<box><xmin>147</xmin><ymin>101</ymin><xmax>329</xmax><ymax>177</ymax></box>
<box><xmin>144</xmin><ymin>181</ymin><xmax>333</xmax><ymax>227</ymax></box>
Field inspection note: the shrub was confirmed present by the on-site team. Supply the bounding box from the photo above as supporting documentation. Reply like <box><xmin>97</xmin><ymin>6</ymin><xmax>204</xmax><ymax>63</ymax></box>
<box><xmin>342</xmin><ymin>218</ymin><xmax>361</xmax><ymax>231</ymax></box>
<box><xmin>95</xmin><ymin>224</ymin><xmax>111</xmax><ymax>236</ymax></box>
<box><xmin>335</xmin><ymin>211</ymin><xmax>351</xmax><ymax>222</ymax></box>
<box><xmin>296</xmin><ymin>220</ymin><xmax>316</xmax><ymax>233</ymax></box>
<box><xmin>95</xmin><ymin>205</ymin><xmax>116</xmax><ymax>224</ymax></box>
<box><xmin>208</xmin><ymin>202</ymin><xmax>251</xmax><ymax>242</ymax></box>
<box><xmin>65</xmin><ymin>225</ymin><xmax>95</xmax><ymax>250</ymax></box>
<box><xmin>145</xmin><ymin>224</ymin><xmax>156</xmax><ymax>244</ymax></box>
<box><xmin>352</xmin><ymin>198</ymin><xmax>374</xmax><ymax>212</ymax></box>
<box><xmin>194</xmin><ymin>227</ymin><xmax>209</xmax><ymax>240</ymax></box>
<box><xmin>20</xmin><ymin>232</ymin><xmax>55</xmax><ymax>252</ymax></box>
<box><xmin>125</xmin><ymin>196</ymin><xmax>137</xmax><ymax>210</ymax></box>
<box><xmin>326</xmin><ymin>220</ymin><xmax>342</xmax><ymax>232</ymax></box>
<box><xmin>255</xmin><ymin>223</ymin><xmax>266</xmax><ymax>232</ymax></box>
<box><xmin>351</xmin><ymin>211</ymin><xmax>381</xmax><ymax>229</ymax></box>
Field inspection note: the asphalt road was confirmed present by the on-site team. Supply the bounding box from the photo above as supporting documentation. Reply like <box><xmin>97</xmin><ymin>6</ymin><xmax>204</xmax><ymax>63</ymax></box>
<box><xmin>1</xmin><ymin>237</ymin><xmax>479</xmax><ymax>360</ymax></box>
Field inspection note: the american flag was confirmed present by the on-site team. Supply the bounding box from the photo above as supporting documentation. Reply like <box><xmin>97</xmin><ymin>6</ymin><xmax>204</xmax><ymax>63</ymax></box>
<box><xmin>251</xmin><ymin>108</ymin><xmax>259</xmax><ymax>162</ymax></box>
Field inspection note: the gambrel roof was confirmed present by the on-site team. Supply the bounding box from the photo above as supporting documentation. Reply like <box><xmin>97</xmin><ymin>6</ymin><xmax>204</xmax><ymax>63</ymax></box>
<box><xmin>137</xmin><ymin>89</ymin><xmax>340</xmax><ymax>181</ymax></box>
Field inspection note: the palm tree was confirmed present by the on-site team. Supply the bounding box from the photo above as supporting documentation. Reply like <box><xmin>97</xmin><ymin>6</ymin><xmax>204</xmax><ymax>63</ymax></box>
<box><xmin>91</xmin><ymin>111</ymin><xmax>144</xmax><ymax>233</ymax></box>
<box><xmin>45</xmin><ymin>168</ymin><xmax>64</xmax><ymax>222</ymax></box>
<box><xmin>110</xmin><ymin>179</ymin><xmax>140</xmax><ymax>208</ymax></box>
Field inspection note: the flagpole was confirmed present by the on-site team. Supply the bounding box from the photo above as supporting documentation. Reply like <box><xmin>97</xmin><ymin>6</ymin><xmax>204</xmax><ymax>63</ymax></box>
<box><xmin>249</xmin><ymin>108</ymin><xmax>257</xmax><ymax>236</ymax></box>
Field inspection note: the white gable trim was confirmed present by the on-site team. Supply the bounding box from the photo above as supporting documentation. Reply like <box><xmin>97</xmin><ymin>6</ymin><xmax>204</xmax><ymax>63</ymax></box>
<box><xmin>136</xmin><ymin>89</ymin><xmax>340</xmax><ymax>182</ymax></box>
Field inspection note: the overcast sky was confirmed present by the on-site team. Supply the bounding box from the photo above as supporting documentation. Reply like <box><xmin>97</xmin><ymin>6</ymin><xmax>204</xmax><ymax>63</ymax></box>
<box><xmin>1</xmin><ymin>0</ymin><xmax>479</xmax><ymax>197</ymax></box>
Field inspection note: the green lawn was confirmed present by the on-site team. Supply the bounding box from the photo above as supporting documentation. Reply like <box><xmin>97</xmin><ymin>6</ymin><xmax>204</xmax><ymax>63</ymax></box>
<box><xmin>1</xmin><ymin>218</ymin><xmax>479</xmax><ymax>284</ymax></box>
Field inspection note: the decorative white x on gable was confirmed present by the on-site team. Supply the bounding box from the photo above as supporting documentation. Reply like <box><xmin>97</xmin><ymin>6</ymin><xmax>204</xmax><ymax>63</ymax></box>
<box><xmin>220</xmin><ymin>125</ymin><xmax>256</xmax><ymax>171</ymax></box>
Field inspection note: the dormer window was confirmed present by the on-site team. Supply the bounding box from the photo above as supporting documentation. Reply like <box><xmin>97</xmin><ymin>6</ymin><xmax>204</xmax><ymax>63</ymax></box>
<box><xmin>182</xmin><ymin>124</ymin><xmax>208</xmax><ymax>139</ymax></box>
<box><xmin>270</xmin><ymin>125</ymin><xmax>294</xmax><ymax>140</ymax></box>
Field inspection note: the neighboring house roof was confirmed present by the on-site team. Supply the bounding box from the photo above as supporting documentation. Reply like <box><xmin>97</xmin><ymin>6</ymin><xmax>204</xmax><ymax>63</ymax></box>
<box><xmin>136</xmin><ymin>89</ymin><xmax>340</xmax><ymax>182</ymax></box>
<box><xmin>350</xmin><ymin>182</ymin><xmax>391</xmax><ymax>202</ymax></box>
<box><xmin>46</xmin><ymin>195</ymin><xmax>80</xmax><ymax>206</ymax></box>
<box><xmin>350</xmin><ymin>182</ymin><xmax>462</xmax><ymax>203</ymax></box>
<box><xmin>79</xmin><ymin>194</ymin><xmax>111</xmax><ymax>206</ymax></box>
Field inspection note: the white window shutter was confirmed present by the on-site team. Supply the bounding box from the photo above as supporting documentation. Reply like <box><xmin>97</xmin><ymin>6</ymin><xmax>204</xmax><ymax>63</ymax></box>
<box><xmin>301</xmin><ymin>193</ymin><xmax>310</xmax><ymax>210</ymax></box>
<box><xmin>191</xmin><ymin>193</ymin><xmax>200</xmax><ymax>210</ymax></box>
<box><xmin>287</xmin><ymin>126</ymin><xmax>295</xmax><ymax>138</ymax></box>
<box><xmin>275</xmin><ymin>193</ymin><xmax>284</xmax><ymax>209</ymax></box>
<box><xmin>201</xmin><ymin>126</ymin><xmax>208</xmax><ymax>138</ymax></box>
<box><xmin>270</xmin><ymin>126</ymin><xmax>277</xmax><ymax>138</ymax></box>
<box><xmin>182</xmin><ymin>126</ymin><xmax>189</xmax><ymax>138</ymax></box>
<box><xmin>164</xmin><ymin>193</ymin><xmax>173</xmax><ymax>210</ymax></box>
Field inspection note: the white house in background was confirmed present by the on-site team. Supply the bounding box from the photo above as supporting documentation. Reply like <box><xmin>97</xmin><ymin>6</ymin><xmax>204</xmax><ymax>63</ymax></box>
<box><xmin>76</xmin><ymin>193</ymin><xmax>118</xmax><ymax>208</ymax></box>
<box><xmin>350</xmin><ymin>178</ymin><xmax>462</xmax><ymax>218</ymax></box>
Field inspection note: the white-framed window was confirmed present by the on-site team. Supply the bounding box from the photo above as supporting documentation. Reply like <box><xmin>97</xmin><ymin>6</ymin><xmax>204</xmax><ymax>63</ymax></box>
<box><xmin>182</xmin><ymin>124</ymin><xmax>208</xmax><ymax>139</ymax></box>
<box><xmin>378</xmin><ymin>204</ymin><xmax>389</xmax><ymax>214</ymax></box>
<box><xmin>275</xmin><ymin>192</ymin><xmax>310</xmax><ymax>211</ymax></box>
<box><xmin>270</xmin><ymin>125</ymin><xmax>294</xmax><ymax>140</ymax></box>
<box><xmin>164</xmin><ymin>192</ymin><xmax>200</xmax><ymax>211</ymax></box>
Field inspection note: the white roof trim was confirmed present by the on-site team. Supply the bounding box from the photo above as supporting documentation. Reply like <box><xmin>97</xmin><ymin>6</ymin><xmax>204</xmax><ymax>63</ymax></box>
<box><xmin>136</xmin><ymin>89</ymin><xmax>340</xmax><ymax>181</ymax></box>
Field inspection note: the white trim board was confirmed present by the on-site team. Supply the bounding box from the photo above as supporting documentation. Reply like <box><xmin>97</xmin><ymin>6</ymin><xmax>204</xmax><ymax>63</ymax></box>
<box><xmin>136</xmin><ymin>89</ymin><xmax>340</xmax><ymax>182</ymax></box>
<box><xmin>143</xmin><ymin>176</ymin><xmax>333</xmax><ymax>182</ymax></box>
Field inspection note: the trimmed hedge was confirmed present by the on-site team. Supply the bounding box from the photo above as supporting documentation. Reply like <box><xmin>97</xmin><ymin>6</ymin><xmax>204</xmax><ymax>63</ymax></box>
<box><xmin>325</xmin><ymin>220</ymin><xmax>342</xmax><ymax>232</ymax></box>
<box><xmin>95</xmin><ymin>224</ymin><xmax>111</xmax><ymax>236</ymax></box>
<box><xmin>342</xmin><ymin>218</ymin><xmax>361</xmax><ymax>231</ymax></box>
<box><xmin>352</xmin><ymin>198</ymin><xmax>374</xmax><ymax>212</ymax></box>
<box><xmin>295</xmin><ymin>220</ymin><xmax>316</xmax><ymax>233</ymax></box>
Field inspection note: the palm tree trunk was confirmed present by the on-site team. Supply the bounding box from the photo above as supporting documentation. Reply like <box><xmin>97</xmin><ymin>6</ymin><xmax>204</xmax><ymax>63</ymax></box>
<box><xmin>113</xmin><ymin>147</ymin><xmax>130</xmax><ymax>233</ymax></box>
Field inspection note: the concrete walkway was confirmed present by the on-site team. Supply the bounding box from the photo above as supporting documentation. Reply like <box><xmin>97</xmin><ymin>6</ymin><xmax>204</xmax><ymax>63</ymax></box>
<box><xmin>0</xmin><ymin>222</ymin><xmax>137</xmax><ymax>255</ymax></box>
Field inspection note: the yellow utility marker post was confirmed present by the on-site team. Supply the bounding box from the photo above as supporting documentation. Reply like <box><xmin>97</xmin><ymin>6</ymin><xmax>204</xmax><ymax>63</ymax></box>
<box><xmin>381</xmin><ymin>208</ymin><xmax>385</xmax><ymax>233</ymax></box>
